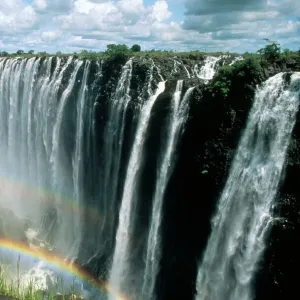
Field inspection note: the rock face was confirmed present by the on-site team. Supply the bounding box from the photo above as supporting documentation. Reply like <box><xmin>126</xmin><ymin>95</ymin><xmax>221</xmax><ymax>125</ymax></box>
<box><xmin>143</xmin><ymin>57</ymin><xmax>300</xmax><ymax>300</ymax></box>
<box><xmin>157</xmin><ymin>64</ymin><xmax>257</xmax><ymax>300</ymax></box>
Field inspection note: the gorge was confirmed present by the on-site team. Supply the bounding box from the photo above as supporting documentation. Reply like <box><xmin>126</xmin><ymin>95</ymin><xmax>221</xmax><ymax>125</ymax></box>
<box><xmin>0</xmin><ymin>53</ymin><xmax>300</xmax><ymax>300</ymax></box>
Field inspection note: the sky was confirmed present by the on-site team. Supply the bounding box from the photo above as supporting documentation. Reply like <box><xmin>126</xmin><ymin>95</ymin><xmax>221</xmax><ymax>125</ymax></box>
<box><xmin>0</xmin><ymin>0</ymin><xmax>299</xmax><ymax>53</ymax></box>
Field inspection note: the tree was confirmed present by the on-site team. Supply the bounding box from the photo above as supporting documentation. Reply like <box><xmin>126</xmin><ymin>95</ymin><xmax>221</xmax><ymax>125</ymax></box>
<box><xmin>257</xmin><ymin>39</ymin><xmax>281</xmax><ymax>63</ymax></box>
<box><xmin>37</xmin><ymin>51</ymin><xmax>48</xmax><ymax>56</ymax></box>
<box><xmin>80</xmin><ymin>49</ymin><xmax>89</xmax><ymax>56</ymax></box>
<box><xmin>28</xmin><ymin>50</ymin><xmax>34</xmax><ymax>54</ymax></box>
<box><xmin>131</xmin><ymin>44</ymin><xmax>141</xmax><ymax>52</ymax></box>
<box><xmin>105</xmin><ymin>44</ymin><xmax>129</xmax><ymax>60</ymax></box>
<box><xmin>16</xmin><ymin>50</ymin><xmax>24</xmax><ymax>55</ymax></box>
<box><xmin>0</xmin><ymin>51</ymin><xmax>8</xmax><ymax>56</ymax></box>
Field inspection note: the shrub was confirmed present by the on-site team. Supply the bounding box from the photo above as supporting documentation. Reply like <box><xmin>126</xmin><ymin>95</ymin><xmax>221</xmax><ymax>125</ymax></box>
<box><xmin>257</xmin><ymin>39</ymin><xmax>281</xmax><ymax>63</ymax></box>
<box><xmin>210</xmin><ymin>56</ymin><xmax>263</xmax><ymax>100</ymax></box>
<box><xmin>131</xmin><ymin>44</ymin><xmax>141</xmax><ymax>52</ymax></box>
<box><xmin>105</xmin><ymin>44</ymin><xmax>130</xmax><ymax>61</ymax></box>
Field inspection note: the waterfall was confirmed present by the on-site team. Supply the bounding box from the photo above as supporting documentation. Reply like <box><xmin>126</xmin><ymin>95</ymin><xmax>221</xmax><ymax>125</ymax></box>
<box><xmin>98</xmin><ymin>59</ymin><xmax>133</xmax><ymax>252</ymax></box>
<box><xmin>0</xmin><ymin>57</ymin><xmax>91</xmax><ymax>259</ymax></box>
<box><xmin>109</xmin><ymin>80</ymin><xmax>166</xmax><ymax>299</ymax></box>
<box><xmin>194</xmin><ymin>56</ymin><xmax>221</xmax><ymax>82</ymax></box>
<box><xmin>72</xmin><ymin>60</ymin><xmax>91</xmax><ymax>259</ymax></box>
<box><xmin>229</xmin><ymin>56</ymin><xmax>244</xmax><ymax>66</ymax></box>
<box><xmin>195</xmin><ymin>72</ymin><xmax>300</xmax><ymax>300</ymax></box>
<box><xmin>141</xmin><ymin>82</ymin><xmax>195</xmax><ymax>300</ymax></box>
<box><xmin>184</xmin><ymin>65</ymin><xmax>191</xmax><ymax>78</ymax></box>
<box><xmin>50</xmin><ymin>58</ymin><xmax>87</xmax><ymax>258</ymax></box>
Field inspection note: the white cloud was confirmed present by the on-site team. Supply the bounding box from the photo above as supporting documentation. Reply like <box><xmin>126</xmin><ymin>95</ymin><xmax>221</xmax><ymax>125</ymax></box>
<box><xmin>183</xmin><ymin>0</ymin><xmax>300</xmax><ymax>51</ymax></box>
<box><xmin>0</xmin><ymin>0</ymin><xmax>299</xmax><ymax>53</ymax></box>
<box><xmin>0</xmin><ymin>1</ymin><xmax>38</xmax><ymax>33</ymax></box>
<box><xmin>32</xmin><ymin>0</ymin><xmax>47</xmax><ymax>10</ymax></box>
<box><xmin>41</xmin><ymin>30</ymin><xmax>61</xmax><ymax>42</ymax></box>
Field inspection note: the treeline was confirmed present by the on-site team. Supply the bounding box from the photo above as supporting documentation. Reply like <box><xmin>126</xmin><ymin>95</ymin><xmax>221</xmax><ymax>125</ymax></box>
<box><xmin>0</xmin><ymin>44</ymin><xmax>142</xmax><ymax>59</ymax></box>
<box><xmin>0</xmin><ymin>43</ymin><xmax>235</xmax><ymax>60</ymax></box>
<box><xmin>1</xmin><ymin>40</ymin><xmax>299</xmax><ymax>62</ymax></box>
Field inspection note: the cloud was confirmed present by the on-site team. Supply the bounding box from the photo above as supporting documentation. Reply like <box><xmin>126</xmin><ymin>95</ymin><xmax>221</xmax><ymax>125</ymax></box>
<box><xmin>33</xmin><ymin>0</ymin><xmax>74</xmax><ymax>13</ymax></box>
<box><xmin>183</xmin><ymin>0</ymin><xmax>300</xmax><ymax>50</ymax></box>
<box><xmin>185</xmin><ymin>0</ymin><xmax>265</xmax><ymax>15</ymax></box>
<box><xmin>0</xmin><ymin>0</ymin><xmax>299</xmax><ymax>53</ymax></box>
<box><xmin>32</xmin><ymin>0</ymin><xmax>47</xmax><ymax>10</ymax></box>
<box><xmin>0</xmin><ymin>0</ymin><xmax>38</xmax><ymax>33</ymax></box>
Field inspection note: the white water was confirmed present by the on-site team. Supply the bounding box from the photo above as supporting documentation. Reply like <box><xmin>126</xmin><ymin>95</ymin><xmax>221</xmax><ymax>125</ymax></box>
<box><xmin>99</xmin><ymin>59</ymin><xmax>133</xmax><ymax>250</ymax></box>
<box><xmin>0</xmin><ymin>56</ymin><xmax>99</xmax><ymax>296</ymax></box>
<box><xmin>141</xmin><ymin>82</ymin><xmax>195</xmax><ymax>299</ymax></box>
<box><xmin>109</xmin><ymin>80</ymin><xmax>166</xmax><ymax>299</ymax></box>
<box><xmin>171</xmin><ymin>59</ymin><xmax>191</xmax><ymax>78</ymax></box>
<box><xmin>0</xmin><ymin>57</ymin><xmax>91</xmax><ymax>258</ymax></box>
<box><xmin>195</xmin><ymin>72</ymin><xmax>300</xmax><ymax>300</ymax></box>
<box><xmin>184</xmin><ymin>65</ymin><xmax>191</xmax><ymax>78</ymax></box>
<box><xmin>229</xmin><ymin>56</ymin><xmax>244</xmax><ymax>66</ymax></box>
<box><xmin>72</xmin><ymin>60</ymin><xmax>91</xmax><ymax>259</ymax></box>
<box><xmin>194</xmin><ymin>56</ymin><xmax>221</xmax><ymax>82</ymax></box>
<box><xmin>50</xmin><ymin>58</ymin><xmax>86</xmax><ymax>258</ymax></box>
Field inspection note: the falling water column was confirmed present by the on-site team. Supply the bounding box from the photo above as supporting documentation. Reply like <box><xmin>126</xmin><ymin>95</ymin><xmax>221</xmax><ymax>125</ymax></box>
<box><xmin>109</xmin><ymin>80</ymin><xmax>166</xmax><ymax>300</ymax></box>
<box><xmin>195</xmin><ymin>72</ymin><xmax>300</xmax><ymax>300</ymax></box>
<box><xmin>141</xmin><ymin>82</ymin><xmax>195</xmax><ymax>300</ymax></box>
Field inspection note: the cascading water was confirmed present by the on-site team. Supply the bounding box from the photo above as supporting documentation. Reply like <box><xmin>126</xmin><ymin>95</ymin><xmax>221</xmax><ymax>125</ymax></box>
<box><xmin>2</xmin><ymin>55</ymin><xmax>195</xmax><ymax>298</ymax></box>
<box><xmin>0</xmin><ymin>56</ymin><xmax>100</xmax><ymax>296</ymax></box>
<box><xmin>0</xmin><ymin>54</ymin><xmax>203</xmax><ymax>299</ymax></box>
<box><xmin>195</xmin><ymin>72</ymin><xmax>300</xmax><ymax>300</ymax></box>
<box><xmin>2</xmin><ymin>53</ymin><xmax>296</xmax><ymax>300</ymax></box>
<box><xmin>194</xmin><ymin>56</ymin><xmax>221</xmax><ymax>82</ymax></box>
<box><xmin>229</xmin><ymin>56</ymin><xmax>244</xmax><ymax>66</ymax></box>
<box><xmin>72</xmin><ymin>60</ymin><xmax>91</xmax><ymax>259</ymax></box>
<box><xmin>141</xmin><ymin>82</ymin><xmax>195</xmax><ymax>300</ymax></box>
<box><xmin>0</xmin><ymin>56</ymin><xmax>91</xmax><ymax>261</ymax></box>
<box><xmin>109</xmin><ymin>74</ymin><xmax>166</xmax><ymax>299</ymax></box>
<box><xmin>97</xmin><ymin>59</ymin><xmax>133</xmax><ymax>254</ymax></box>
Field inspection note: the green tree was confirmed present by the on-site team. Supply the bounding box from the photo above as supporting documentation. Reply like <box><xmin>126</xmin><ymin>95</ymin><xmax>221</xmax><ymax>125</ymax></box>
<box><xmin>0</xmin><ymin>51</ymin><xmax>9</xmax><ymax>56</ymax></box>
<box><xmin>257</xmin><ymin>39</ymin><xmax>281</xmax><ymax>63</ymax></box>
<box><xmin>105</xmin><ymin>44</ymin><xmax>129</xmax><ymax>60</ymax></box>
<box><xmin>211</xmin><ymin>57</ymin><xmax>263</xmax><ymax>100</ymax></box>
<box><xmin>28</xmin><ymin>50</ymin><xmax>34</xmax><ymax>54</ymax></box>
<box><xmin>80</xmin><ymin>49</ymin><xmax>89</xmax><ymax>56</ymax></box>
<box><xmin>16</xmin><ymin>50</ymin><xmax>24</xmax><ymax>55</ymax></box>
<box><xmin>131</xmin><ymin>44</ymin><xmax>141</xmax><ymax>52</ymax></box>
<box><xmin>37</xmin><ymin>51</ymin><xmax>48</xmax><ymax>56</ymax></box>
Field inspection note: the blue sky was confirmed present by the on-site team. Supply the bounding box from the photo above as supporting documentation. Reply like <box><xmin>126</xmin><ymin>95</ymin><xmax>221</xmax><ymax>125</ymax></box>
<box><xmin>0</xmin><ymin>0</ymin><xmax>299</xmax><ymax>53</ymax></box>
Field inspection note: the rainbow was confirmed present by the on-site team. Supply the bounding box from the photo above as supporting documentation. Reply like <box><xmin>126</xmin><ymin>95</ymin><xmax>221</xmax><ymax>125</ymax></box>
<box><xmin>0</xmin><ymin>238</ymin><xmax>127</xmax><ymax>300</ymax></box>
